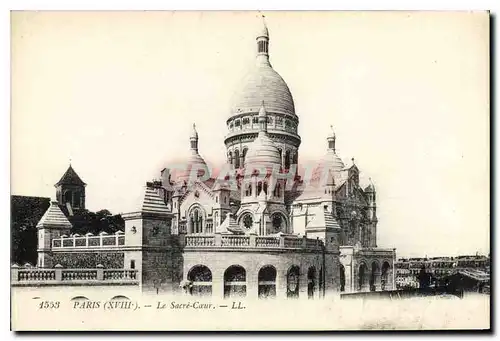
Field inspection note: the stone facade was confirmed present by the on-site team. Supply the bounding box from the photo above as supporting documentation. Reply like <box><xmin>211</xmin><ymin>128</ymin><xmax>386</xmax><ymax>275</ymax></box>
<box><xmin>30</xmin><ymin>18</ymin><xmax>396</xmax><ymax>298</ymax></box>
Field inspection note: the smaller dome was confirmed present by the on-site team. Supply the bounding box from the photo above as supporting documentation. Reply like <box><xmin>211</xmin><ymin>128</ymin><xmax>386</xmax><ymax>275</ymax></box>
<box><xmin>175</xmin><ymin>152</ymin><xmax>210</xmax><ymax>183</ymax></box>
<box><xmin>311</xmin><ymin>150</ymin><xmax>345</xmax><ymax>184</ymax></box>
<box><xmin>244</xmin><ymin>135</ymin><xmax>282</xmax><ymax>171</ymax></box>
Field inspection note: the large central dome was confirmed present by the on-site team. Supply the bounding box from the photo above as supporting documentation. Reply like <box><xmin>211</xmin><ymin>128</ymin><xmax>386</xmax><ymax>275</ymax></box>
<box><xmin>230</xmin><ymin>63</ymin><xmax>296</xmax><ymax>116</ymax></box>
<box><xmin>224</xmin><ymin>18</ymin><xmax>301</xmax><ymax>172</ymax></box>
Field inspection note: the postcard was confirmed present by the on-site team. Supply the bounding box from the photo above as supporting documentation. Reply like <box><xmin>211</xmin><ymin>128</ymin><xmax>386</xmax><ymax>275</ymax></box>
<box><xmin>10</xmin><ymin>10</ymin><xmax>490</xmax><ymax>331</ymax></box>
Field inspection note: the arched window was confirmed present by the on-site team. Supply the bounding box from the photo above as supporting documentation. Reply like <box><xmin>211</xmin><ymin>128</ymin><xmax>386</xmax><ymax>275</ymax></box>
<box><xmin>214</xmin><ymin>211</ymin><xmax>219</xmax><ymax>227</ymax></box>
<box><xmin>381</xmin><ymin>262</ymin><xmax>391</xmax><ymax>291</ymax></box>
<box><xmin>245</xmin><ymin>183</ymin><xmax>252</xmax><ymax>197</ymax></box>
<box><xmin>263</xmin><ymin>182</ymin><xmax>268</xmax><ymax>195</ymax></box>
<box><xmin>278</xmin><ymin>148</ymin><xmax>283</xmax><ymax>163</ymax></box>
<box><xmin>257</xmin><ymin>182</ymin><xmax>263</xmax><ymax>195</ymax></box>
<box><xmin>73</xmin><ymin>192</ymin><xmax>81</xmax><ymax>208</ymax></box>
<box><xmin>319</xmin><ymin>268</ymin><xmax>324</xmax><ymax>297</ymax></box>
<box><xmin>293</xmin><ymin>152</ymin><xmax>298</xmax><ymax>165</ymax></box>
<box><xmin>285</xmin><ymin>151</ymin><xmax>291</xmax><ymax>169</ymax></box>
<box><xmin>307</xmin><ymin>267</ymin><xmax>317</xmax><ymax>299</ymax></box>
<box><xmin>187</xmin><ymin>265</ymin><xmax>212</xmax><ymax>296</ymax></box>
<box><xmin>340</xmin><ymin>264</ymin><xmax>346</xmax><ymax>292</ymax></box>
<box><xmin>189</xmin><ymin>208</ymin><xmax>204</xmax><ymax>234</ymax></box>
<box><xmin>258</xmin><ymin>266</ymin><xmax>277</xmax><ymax>299</ymax></box>
<box><xmin>270</xmin><ymin>212</ymin><xmax>286</xmax><ymax>233</ymax></box>
<box><xmin>273</xmin><ymin>183</ymin><xmax>281</xmax><ymax>197</ymax></box>
<box><xmin>234</xmin><ymin>150</ymin><xmax>240</xmax><ymax>169</ymax></box>
<box><xmin>287</xmin><ymin>266</ymin><xmax>300</xmax><ymax>299</ymax></box>
<box><xmin>242</xmin><ymin>148</ymin><xmax>248</xmax><ymax>166</ymax></box>
<box><xmin>63</xmin><ymin>190</ymin><xmax>73</xmax><ymax>204</ymax></box>
<box><xmin>370</xmin><ymin>262</ymin><xmax>381</xmax><ymax>292</ymax></box>
<box><xmin>228</xmin><ymin>151</ymin><xmax>233</xmax><ymax>165</ymax></box>
<box><xmin>358</xmin><ymin>262</ymin><xmax>369</xmax><ymax>292</ymax></box>
<box><xmin>224</xmin><ymin>265</ymin><xmax>246</xmax><ymax>298</ymax></box>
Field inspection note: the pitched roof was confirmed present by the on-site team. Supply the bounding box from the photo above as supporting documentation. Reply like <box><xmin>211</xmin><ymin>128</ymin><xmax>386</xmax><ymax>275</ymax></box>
<box><xmin>139</xmin><ymin>186</ymin><xmax>170</xmax><ymax>215</ymax></box>
<box><xmin>55</xmin><ymin>165</ymin><xmax>86</xmax><ymax>186</ymax></box>
<box><xmin>36</xmin><ymin>201</ymin><xmax>72</xmax><ymax>229</ymax></box>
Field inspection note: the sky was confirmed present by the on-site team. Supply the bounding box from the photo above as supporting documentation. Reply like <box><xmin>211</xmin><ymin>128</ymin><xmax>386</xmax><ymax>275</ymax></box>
<box><xmin>11</xmin><ymin>11</ymin><xmax>489</xmax><ymax>258</ymax></box>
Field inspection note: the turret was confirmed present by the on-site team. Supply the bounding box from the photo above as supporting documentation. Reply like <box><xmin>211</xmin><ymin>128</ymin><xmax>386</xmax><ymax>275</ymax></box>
<box><xmin>36</xmin><ymin>201</ymin><xmax>72</xmax><ymax>268</ymax></box>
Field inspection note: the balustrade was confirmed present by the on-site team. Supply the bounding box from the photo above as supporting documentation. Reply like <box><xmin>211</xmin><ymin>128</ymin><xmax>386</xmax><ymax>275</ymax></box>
<box><xmin>221</xmin><ymin>235</ymin><xmax>250</xmax><ymax>247</ymax></box>
<box><xmin>255</xmin><ymin>237</ymin><xmax>280</xmax><ymax>248</ymax></box>
<box><xmin>183</xmin><ymin>234</ymin><xmax>323</xmax><ymax>250</ymax></box>
<box><xmin>52</xmin><ymin>233</ymin><xmax>125</xmax><ymax>249</ymax></box>
<box><xmin>62</xmin><ymin>269</ymin><xmax>98</xmax><ymax>281</ymax></box>
<box><xmin>11</xmin><ymin>266</ymin><xmax>139</xmax><ymax>284</ymax></box>
<box><xmin>185</xmin><ymin>235</ymin><xmax>215</xmax><ymax>247</ymax></box>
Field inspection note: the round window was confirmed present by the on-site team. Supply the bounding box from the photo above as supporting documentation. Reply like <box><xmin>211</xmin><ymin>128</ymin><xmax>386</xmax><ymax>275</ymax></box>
<box><xmin>242</xmin><ymin>214</ymin><xmax>253</xmax><ymax>229</ymax></box>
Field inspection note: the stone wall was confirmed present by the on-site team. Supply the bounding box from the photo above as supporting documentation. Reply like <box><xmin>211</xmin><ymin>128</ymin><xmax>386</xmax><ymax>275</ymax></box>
<box><xmin>52</xmin><ymin>252</ymin><xmax>124</xmax><ymax>268</ymax></box>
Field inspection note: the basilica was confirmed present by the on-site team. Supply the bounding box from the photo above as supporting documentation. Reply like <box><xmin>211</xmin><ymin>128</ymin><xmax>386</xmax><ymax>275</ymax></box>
<box><xmin>31</xmin><ymin>18</ymin><xmax>396</xmax><ymax>299</ymax></box>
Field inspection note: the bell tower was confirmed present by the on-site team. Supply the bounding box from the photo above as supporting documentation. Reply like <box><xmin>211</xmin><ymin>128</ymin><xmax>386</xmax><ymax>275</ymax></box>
<box><xmin>55</xmin><ymin>164</ymin><xmax>87</xmax><ymax>211</ymax></box>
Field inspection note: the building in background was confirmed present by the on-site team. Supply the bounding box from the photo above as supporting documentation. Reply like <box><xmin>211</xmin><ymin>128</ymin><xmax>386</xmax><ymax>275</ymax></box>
<box><xmin>395</xmin><ymin>255</ymin><xmax>490</xmax><ymax>290</ymax></box>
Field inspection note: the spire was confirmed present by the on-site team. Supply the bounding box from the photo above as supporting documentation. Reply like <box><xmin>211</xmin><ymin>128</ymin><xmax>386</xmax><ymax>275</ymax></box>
<box><xmin>189</xmin><ymin>123</ymin><xmax>199</xmax><ymax>153</ymax></box>
<box><xmin>256</xmin><ymin>14</ymin><xmax>270</xmax><ymax>66</ymax></box>
<box><xmin>257</xmin><ymin>13</ymin><xmax>269</xmax><ymax>39</ymax></box>
<box><xmin>55</xmin><ymin>164</ymin><xmax>86</xmax><ymax>187</ymax></box>
<box><xmin>327</xmin><ymin>125</ymin><xmax>336</xmax><ymax>152</ymax></box>
<box><xmin>258</xmin><ymin>101</ymin><xmax>268</xmax><ymax>136</ymax></box>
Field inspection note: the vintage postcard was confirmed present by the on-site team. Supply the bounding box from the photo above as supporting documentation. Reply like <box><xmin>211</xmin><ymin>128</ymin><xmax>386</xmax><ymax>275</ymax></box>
<box><xmin>10</xmin><ymin>11</ymin><xmax>490</xmax><ymax>331</ymax></box>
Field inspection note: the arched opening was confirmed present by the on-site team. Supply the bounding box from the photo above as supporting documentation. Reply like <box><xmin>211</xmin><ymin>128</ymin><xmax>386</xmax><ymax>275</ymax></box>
<box><xmin>319</xmin><ymin>268</ymin><xmax>324</xmax><ymax>298</ymax></box>
<box><xmin>73</xmin><ymin>192</ymin><xmax>81</xmax><ymax>208</ymax></box>
<box><xmin>358</xmin><ymin>262</ymin><xmax>369</xmax><ymax>292</ymax></box>
<box><xmin>213</xmin><ymin>212</ymin><xmax>219</xmax><ymax>227</ymax></box>
<box><xmin>63</xmin><ymin>190</ymin><xmax>73</xmax><ymax>204</ymax></box>
<box><xmin>287</xmin><ymin>266</ymin><xmax>300</xmax><ymax>299</ymax></box>
<box><xmin>263</xmin><ymin>182</ymin><xmax>268</xmax><ymax>195</ymax></box>
<box><xmin>340</xmin><ymin>264</ymin><xmax>346</xmax><ymax>292</ymax></box>
<box><xmin>258</xmin><ymin>266</ymin><xmax>277</xmax><ymax>299</ymax></box>
<box><xmin>242</xmin><ymin>148</ymin><xmax>248</xmax><ymax>166</ymax></box>
<box><xmin>224</xmin><ymin>265</ymin><xmax>246</xmax><ymax>298</ymax></box>
<box><xmin>273</xmin><ymin>183</ymin><xmax>281</xmax><ymax>198</ymax></box>
<box><xmin>245</xmin><ymin>183</ymin><xmax>252</xmax><ymax>197</ymax></box>
<box><xmin>188</xmin><ymin>265</ymin><xmax>212</xmax><ymax>296</ymax></box>
<box><xmin>370</xmin><ymin>262</ymin><xmax>381</xmax><ymax>291</ymax></box>
<box><xmin>228</xmin><ymin>151</ymin><xmax>233</xmax><ymax>165</ymax></box>
<box><xmin>307</xmin><ymin>267</ymin><xmax>316</xmax><ymax>299</ymax></box>
<box><xmin>189</xmin><ymin>208</ymin><xmax>204</xmax><ymax>234</ymax></box>
<box><xmin>381</xmin><ymin>261</ymin><xmax>391</xmax><ymax>291</ymax></box>
<box><xmin>285</xmin><ymin>150</ymin><xmax>291</xmax><ymax>169</ymax></box>
<box><xmin>292</xmin><ymin>152</ymin><xmax>298</xmax><ymax>165</ymax></box>
<box><xmin>234</xmin><ymin>149</ymin><xmax>240</xmax><ymax>169</ymax></box>
<box><xmin>270</xmin><ymin>212</ymin><xmax>287</xmax><ymax>234</ymax></box>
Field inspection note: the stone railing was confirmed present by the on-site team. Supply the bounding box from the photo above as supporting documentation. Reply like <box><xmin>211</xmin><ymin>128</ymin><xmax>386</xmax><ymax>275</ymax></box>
<box><xmin>184</xmin><ymin>234</ymin><xmax>323</xmax><ymax>251</ymax></box>
<box><xmin>255</xmin><ymin>236</ymin><xmax>280</xmax><ymax>248</ymax></box>
<box><xmin>221</xmin><ymin>235</ymin><xmax>250</xmax><ymax>247</ymax></box>
<box><xmin>185</xmin><ymin>235</ymin><xmax>215</xmax><ymax>247</ymax></box>
<box><xmin>52</xmin><ymin>231</ymin><xmax>125</xmax><ymax>249</ymax></box>
<box><xmin>11</xmin><ymin>264</ymin><xmax>138</xmax><ymax>285</ymax></box>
